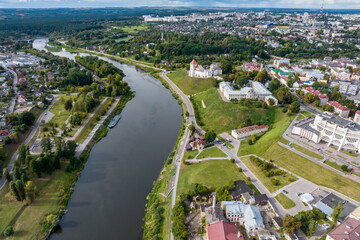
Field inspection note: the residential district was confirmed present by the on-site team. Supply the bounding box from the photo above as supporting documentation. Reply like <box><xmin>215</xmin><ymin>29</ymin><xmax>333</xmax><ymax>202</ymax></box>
<box><xmin>1</xmin><ymin>7</ymin><xmax>360</xmax><ymax>240</ymax></box>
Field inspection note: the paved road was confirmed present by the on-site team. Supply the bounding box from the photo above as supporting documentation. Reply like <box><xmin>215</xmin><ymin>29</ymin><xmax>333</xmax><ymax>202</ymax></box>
<box><xmin>0</xmin><ymin>64</ymin><xmax>19</xmax><ymax>114</ymax></box>
<box><xmin>0</xmin><ymin>97</ymin><xmax>58</xmax><ymax>190</ymax></box>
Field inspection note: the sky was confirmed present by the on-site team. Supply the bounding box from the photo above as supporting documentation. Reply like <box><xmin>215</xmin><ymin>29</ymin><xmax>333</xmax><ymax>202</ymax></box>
<box><xmin>0</xmin><ymin>0</ymin><xmax>360</xmax><ymax>9</ymax></box>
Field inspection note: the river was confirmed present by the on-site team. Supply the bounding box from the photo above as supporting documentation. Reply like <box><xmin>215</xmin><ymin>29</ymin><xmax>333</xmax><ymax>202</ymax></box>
<box><xmin>33</xmin><ymin>39</ymin><xmax>182</xmax><ymax>239</ymax></box>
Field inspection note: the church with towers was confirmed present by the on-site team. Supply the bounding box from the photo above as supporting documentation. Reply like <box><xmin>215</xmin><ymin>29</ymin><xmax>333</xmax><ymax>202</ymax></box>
<box><xmin>188</xmin><ymin>59</ymin><xmax>222</xmax><ymax>78</ymax></box>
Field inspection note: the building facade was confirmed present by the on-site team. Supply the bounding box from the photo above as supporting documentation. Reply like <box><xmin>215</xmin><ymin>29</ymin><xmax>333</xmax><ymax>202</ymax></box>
<box><xmin>188</xmin><ymin>59</ymin><xmax>222</xmax><ymax>78</ymax></box>
<box><xmin>231</xmin><ymin>125</ymin><xmax>269</xmax><ymax>140</ymax></box>
<box><xmin>292</xmin><ymin>114</ymin><xmax>360</xmax><ymax>152</ymax></box>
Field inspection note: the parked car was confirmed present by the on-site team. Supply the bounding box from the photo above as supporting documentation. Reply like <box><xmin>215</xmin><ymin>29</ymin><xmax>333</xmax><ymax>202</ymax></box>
<box><xmin>283</xmin><ymin>190</ymin><xmax>289</xmax><ymax>194</ymax></box>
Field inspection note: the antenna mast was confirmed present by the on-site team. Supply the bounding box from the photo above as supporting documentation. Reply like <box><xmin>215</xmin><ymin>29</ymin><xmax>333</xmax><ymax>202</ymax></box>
<box><xmin>321</xmin><ymin>0</ymin><xmax>325</xmax><ymax>16</ymax></box>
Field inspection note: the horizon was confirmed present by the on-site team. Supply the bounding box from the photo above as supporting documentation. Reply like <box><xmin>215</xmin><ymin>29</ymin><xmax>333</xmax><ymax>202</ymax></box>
<box><xmin>1</xmin><ymin>1</ymin><xmax>360</xmax><ymax>10</ymax></box>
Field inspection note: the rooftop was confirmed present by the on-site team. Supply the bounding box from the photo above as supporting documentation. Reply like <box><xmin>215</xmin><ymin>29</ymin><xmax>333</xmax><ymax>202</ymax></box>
<box><xmin>328</xmin><ymin>101</ymin><xmax>350</xmax><ymax>111</ymax></box>
<box><xmin>327</xmin><ymin>218</ymin><xmax>360</xmax><ymax>240</ymax></box>
<box><xmin>207</xmin><ymin>221</ymin><xmax>244</xmax><ymax>240</ymax></box>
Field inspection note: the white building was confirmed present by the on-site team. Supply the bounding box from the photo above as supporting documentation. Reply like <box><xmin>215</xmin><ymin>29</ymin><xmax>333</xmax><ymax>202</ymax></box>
<box><xmin>188</xmin><ymin>59</ymin><xmax>222</xmax><ymax>78</ymax></box>
<box><xmin>354</xmin><ymin>111</ymin><xmax>360</xmax><ymax>124</ymax></box>
<box><xmin>292</xmin><ymin>113</ymin><xmax>360</xmax><ymax>152</ymax></box>
<box><xmin>232</xmin><ymin>125</ymin><xmax>269</xmax><ymax>140</ymax></box>
<box><xmin>219</xmin><ymin>81</ymin><xmax>278</xmax><ymax>105</ymax></box>
<box><xmin>274</xmin><ymin>58</ymin><xmax>290</xmax><ymax>68</ymax></box>
<box><xmin>328</xmin><ymin>101</ymin><xmax>350</xmax><ymax>118</ymax></box>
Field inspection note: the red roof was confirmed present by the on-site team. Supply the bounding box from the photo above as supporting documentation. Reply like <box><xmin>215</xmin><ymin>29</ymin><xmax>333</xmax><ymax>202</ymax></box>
<box><xmin>0</xmin><ymin>129</ymin><xmax>9</xmax><ymax>136</ymax></box>
<box><xmin>328</xmin><ymin>101</ymin><xmax>349</xmax><ymax>111</ymax></box>
<box><xmin>328</xmin><ymin>218</ymin><xmax>360</xmax><ymax>240</ymax></box>
<box><xmin>356</xmin><ymin>110</ymin><xmax>360</xmax><ymax>115</ymax></box>
<box><xmin>190</xmin><ymin>59</ymin><xmax>198</xmax><ymax>65</ymax></box>
<box><xmin>208</xmin><ymin>221</ymin><xmax>244</xmax><ymax>240</ymax></box>
<box><xmin>303</xmin><ymin>87</ymin><xmax>328</xmax><ymax>99</ymax></box>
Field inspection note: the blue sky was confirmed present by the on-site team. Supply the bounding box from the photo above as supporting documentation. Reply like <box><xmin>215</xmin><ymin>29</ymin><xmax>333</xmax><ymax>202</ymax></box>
<box><xmin>0</xmin><ymin>0</ymin><xmax>360</xmax><ymax>9</ymax></box>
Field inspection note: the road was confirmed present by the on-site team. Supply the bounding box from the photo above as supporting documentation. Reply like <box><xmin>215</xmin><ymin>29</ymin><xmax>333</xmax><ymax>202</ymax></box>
<box><xmin>0</xmin><ymin>63</ymin><xmax>19</xmax><ymax>114</ymax></box>
<box><xmin>0</xmin><ymin>97</ymin><xmax>58</xmax><ymax>190</ymax></box>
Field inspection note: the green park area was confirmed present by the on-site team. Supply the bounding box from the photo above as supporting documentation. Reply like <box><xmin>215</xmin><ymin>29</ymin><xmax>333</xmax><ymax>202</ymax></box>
<box><xmin>49</xmin><ymin>95</ymin><xmax>75</xmax><ymax>126</ymax></box>
<box><xmin>122</xmin><ymin>24</ymin><xmax>149</xmax><ymax>34</ymax></box>
<box><xmin>275</xmin><ymin>193</ymin><xmax>296</xmax><ymax>209</ymax></box>
<box><xmin>183</xmin><ymin>150</ymin><xmax>198</xmax><ymax>160</ymax></box>
<box><xmin>193</xmin><ymin>88</ymin><xmax>281</xmax><ymax>133</ymax></box>
<box><xmin>241</xmin><ymin>157</ymin><xmax>297</xmax><ymax>193</ymax></box>
<box><xmin>263</xmin><ymin>143</ymin><xmax>360</xmax><ymax>202</ymax></box>
<box><xmin>197</xmin><ymin>147</ymin><xmax>227</xmax><ymax>159</ymax></box>
<box><xmin>177</xmin><ymin>160</ymin><xmax>249</xmax><ymax>196</ymax></box>
<box><xmin>75</xmin><ymin>98</ymin><xmax>113</xmax><ymax>143</ymax></box>
<box><xmin>0</xmin><ymin>168</ymin><xmax>72</xmax><ymax>240</ymax></box>
<box><xmin>167</xmin><ymin>70</ymin><xmax>216</xmax><ymax>95</ymax></box>
<box><xmin>115</xmin><ymin>36</ymin><xmax>133</xmax><ymax>42</ymax></box>
<box><xmin>291</xmin><ymin>143</ymin><xmax>323</xmax><ymax>159</ymax></box>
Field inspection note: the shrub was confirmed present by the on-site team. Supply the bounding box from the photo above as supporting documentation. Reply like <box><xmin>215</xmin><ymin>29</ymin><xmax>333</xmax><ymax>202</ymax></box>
<box><xmin>271</xmin><ymin>178</ymin><xmax>279</xmax><ymax>186</ymax></box>
<box><xmin>230</xmin><ymin>158</ymin><xmax>235</xmax><ymax>163</ymax></box>
<box><xmin>4</xmin><ymin>226</ymin><xmax>14</xmax><ymax>237</ymax></box>
<box><xmin>238</xmin><ymin>167</ymin><xmax>242</xmax><ymax>172</ymax></box>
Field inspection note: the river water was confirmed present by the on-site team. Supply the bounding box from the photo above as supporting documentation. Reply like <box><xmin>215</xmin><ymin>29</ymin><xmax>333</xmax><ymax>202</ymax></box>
<box><xmin>33</xmin><ymin>39</ymin><xmax>182</xmax><ymax>239</ymax></box>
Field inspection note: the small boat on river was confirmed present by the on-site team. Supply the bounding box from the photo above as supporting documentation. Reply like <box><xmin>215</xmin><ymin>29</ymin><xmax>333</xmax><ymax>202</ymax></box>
<box><xmin>108</xmin><ymin>114</ymin><xmax>121</xmax><ymax>128</ymax></box>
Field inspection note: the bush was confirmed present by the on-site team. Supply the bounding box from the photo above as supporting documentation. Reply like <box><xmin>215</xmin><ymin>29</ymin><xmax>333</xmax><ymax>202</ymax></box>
<box><xmin>246</xmin><ymin>177</ymin><xmax>251</xmax><ymax>181</ymax></box>
<box><xmin>271</xmin><ymin>178</ymin><xmax>279</xmax><ymax>186</ymax></box>
<box><xmin>230</xmin><ymin>158</ymin><xmax>235</xmax><ymax>163</ymax></box>
<box><xmin>238</xmin><ymin>167</ymin><xmax>242</xmax><ymax>172</ymax></box>
<box><xmin>4</xmin><ymin>226</ymin><xmax>14</xmax><ymax>236</ymax></box>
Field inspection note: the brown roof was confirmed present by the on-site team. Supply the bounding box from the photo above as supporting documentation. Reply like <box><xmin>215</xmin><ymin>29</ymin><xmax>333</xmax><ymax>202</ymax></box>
<box><xmin>328</xmin><ymin>218</ymin><xmax>360</xmax><ymax>240</ymax></box>
<box><xmin>234</xmin><ymin>125</ymin><xmax>269</xmax><ymax>135</ymax></box>
<box><xmin>190</xmin><ymin>59</ymin><xmax>198</xmax><ymax>65</ymax></box>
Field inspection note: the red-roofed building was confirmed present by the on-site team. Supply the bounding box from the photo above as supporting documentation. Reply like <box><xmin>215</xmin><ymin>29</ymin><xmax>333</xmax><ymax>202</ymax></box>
<box><xmin>207</xmin><ymin>221</ymin><xmax>244</xmax><ymax>240</ymax></box>
<box><xmin>242</xmin><ymin>62</ymin><xmax>260</xmax><ymax>72</ymax></box>
<box><xmin>354</xmin><ymin>110</ymin><xmax>360</xmax><ymax>124</ymax></box>
<box><xmin>303</xmin><ymin>87</ymin><xmax>329</xmax><ymax>106</ymax></box>
<box><xmin>328</xmin><ymin>101</ymin><xmax>350</xmax><ymax>118</ymax></box>
<box><xmin>231</xmin><ymin>125</ymin><xmax>269</xmax><ymax>140</ymax></box>
<box><xmin>326</xmin><ymin>217</ymin><xmax>360</xmax><ymax>240</ymax></box>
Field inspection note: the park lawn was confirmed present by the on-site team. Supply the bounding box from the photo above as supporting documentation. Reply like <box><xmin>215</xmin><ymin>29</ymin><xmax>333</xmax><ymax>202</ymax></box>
<box><xmin>75</xmin><ymin>98</ymin><xmax>113</xmax><ymax>143</ymax></box>
<box><xmin>115</xmin><ymin>36</ymin><xmax>133</xmax><ymax>42</ymax></box>
<box><xmin>49</xmin><ymin>95</ymin><xmax>75</xmax><ymax>126</ymax></box>
<box><xmin>292</xmin><ymin>143</ymin><xmax>323</xmax><ymax>159</ymax></box>
<box><xmin>275</xmin><ymin>193</ymin><xmax>296</xmax><ymax>209</ymax></box>
<box><xmin>263</xmin><ymin>143</ymin><xmax>360</xmax><ymax>202</ymax></box>
<box><xmin>193</xmin><ymin>88</ymin><xmax>283</xmax><ymax>133</ymax></box>
<box><xmin>167</xmin><ymin>69</ymin><xmax>216</xmax><ymax>95</ymax></box>
<box><xmin>238</xmin><ymin>108</ymin><xmax>294</xmax><ymax>156</ymax></box>
<box><xmin>177</xmin><ymin>160</ymin><xmax>248</xmax><ymax>196</ymax></box>
<box><xmin>0</xmin><ymin>185</ymin><xmax>23</xmax><ymax>234</ymax></box>
<box><xmin>122</xmin><ymin>24</ymin><xmax>149</xmax><ymax>34</ymax></box>
<box><xmin>341</xmin><ymin>150</ymin><xmax>359</xmax><ymax>158</ymax></box>
<box><xmin>183</xmin><ymin>150</ymin><xmax>199</xmax><ymax>160</ymax></box>
<box><xmin>324</xmin><ymin>160</ymin><xmax>350</xmax><ymax>173</ymax></box>
<box><xmin>197</xmin><ymin>147</ymin><xmax>227</xmax><ymax>159</ymax></box>
<box><xmin>241</xmin><ymin>157</ymin><xmax>297</xmax><ymax>193</ymax></box>
<box><xmin>302</xmin><ymin>111</ymin><xmax>315</xmax><ymax>118</ymax></box>
<box><xmin>296</xmin><ymin>115</ymin><xmax>305</xmax><ymax>121</ymax></box>
<box><xmin>279</xmin><ymin>137</ymin><xmax>290</xmax><ymax>145</ymax></box>
<box><xmin>10</xmin><ymin>170</ymin><xmax>72</xmax><ymax>240</ymax></box>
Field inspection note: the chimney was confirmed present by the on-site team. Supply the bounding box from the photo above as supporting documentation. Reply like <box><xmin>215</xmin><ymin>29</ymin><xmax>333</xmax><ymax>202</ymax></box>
<box><xmin>213</xmin><ymin>194</ymin><xmax>216</xmax><ymax>209</ymax></box>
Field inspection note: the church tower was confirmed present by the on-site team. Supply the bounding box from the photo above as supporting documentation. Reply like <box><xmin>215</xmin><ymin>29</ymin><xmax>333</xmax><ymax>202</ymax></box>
<box><xmin>189</xmin><ymin>59</ymin><xmax>197</xmax><ymax>77</ymax></box>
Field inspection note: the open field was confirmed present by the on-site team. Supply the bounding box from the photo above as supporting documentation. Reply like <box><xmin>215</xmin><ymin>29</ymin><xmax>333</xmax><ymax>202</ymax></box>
<box><xmin>279</xmin><ymin>137</ymin><xmax>290</xmax><ymax>145</ymax></box>
<box><xmin>177</xmin><ymin>160</ymin><xmax>249</xmax><ymax>195</ymax></box>
<box><xmin>49</xmin><ymin>95</ymin><xmax>75</xmax><ymax>126</ymax></box>
<box><xmin>115</xmin><ymin>37</ymin><xmax>133</xmax><ymax>42</ymax></box>
<box><xmin>275</xmin><ymin>193</ymin><xmax>296</xmax><ymax>209</ymax></box>
<box><xmin>263</xmin><ymin>144</ymin><xmax>360</xmax><ymax>202</ymax></box>
<box><xmin>183</xmin><ymin>150</ymin><xmax>199</xmax><ymax>160</ymax></box>
<box><xmin>0</xmin><ymin>185</ymin><xmax>23</xmax><ymax>234</ymax></box>
<box><xmin>197</xmin><ymin>147</ymin><xmax>227</xmax><ymax>159</ymax></box>
<box><xmin>75</xmin><ymin>98</ymin><xmax>113</xmax><ymax>143</ymax></box>
<box><xmin>241</xmin><ymin>157</ymin><xmax>297</xmax><ymax>193</ymax></box>
<box><xmin>122</xmin><ymin>24</ymin><xmax>149</xmax><ymax>33</ymax></box>
<box><xmin>296</xmin><ymin>115</ymin><xmax>305</xmax><ymax>121</ymax></box>
<box><xmin>324</xmin><ymin>160</ymin><xmax>350</xmax><ymax>173</ymax></box>
<box><xmin>167</xmin><ymin>70</ymin><xmax>216</xmax><ymax>95</ymax></box>
<box><xmin>193</xmin><ymin>88</ymin><xmax>283</xmax><ymax>133</ymax></box>
<box><xmin>292</xmin><ymin>143</ymin><xmax>323</xmax><ymax>159</ymax></box>
<box><xmin>302</xmin><ymin>111</ymin><xmax>315</xmax><ymax>118</ymax></box>
<box><xmin>237</xmin><ymin>108</ymin><xmax>294</xmax><ymax>156</ymax></box>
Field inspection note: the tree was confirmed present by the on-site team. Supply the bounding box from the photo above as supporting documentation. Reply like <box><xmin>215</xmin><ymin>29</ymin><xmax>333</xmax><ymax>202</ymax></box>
<box><xmin>70</xmin><ymin>112</ymin><xmax>82</xmax><ymax>125</ymax></box>
<box><xmin>289</xmin><ymin>101</ymin><xmax>300</xmax><ymax>113</ymax></box>
<box><xmin>4</xmin><ymin>226</ymin><xmax>14</xmax><ymax>237</ymax></box>
<box><xmin>10</xmin><ymin>181</ymin><xmax>21</xmax><ymax>201</ymax></box>
<box><xmin>40</xmin><ymin>137</ymin><xmax>52</xmax><ymax>152</ymax></box>
<box><xmin>172</xmin><ymin>201</ymin><xmax>188</xmax><ymax>240</ymax></box>
<box><xmin>18</xmin><ymin>144</ymin><xmax>27</xmax><ymax>163</ymax></box>
<box><xmin>15</xmin><ymin>180</ymin><xmax>26</xmax><ymax>201</ymax></box>
<box><xmin>3</xmin><ymin>168</ymin><xmax>11</xmax><ymax>182</ymax></box>
<box><xmin>283</xmin><ymin>214</ymin><xmax>301</xmax><ymax>234</ymax></box>
<box><xmin>205</xmin><ymin>129</ymin><xmax>216</xmax><ymax>142</ymax></box>
<box><xmin>220</xmin><ymin>58</ymin><xmax>232</xmax><ymax>74</ymax></box>
<box><xmin>20</xmin><ymin>111</ymin><xmax>35</xmax><ymax>126</ymax></box>
<box><xmin>332</xmin><ymin>201</ymin><xmax>343</xmax><ymax>222</ymax></box>
<box><xmin>341</xmin><ymin>165</ymin><xmax>349</xmax><ymax>172</ymax></box>
<box><xmin>25</xmin><ymin>181</ymin><xmax>37</xmax><ymax>203</ymax></box>
<box><xmin>64</xmin><ymin>99</ymin><xmax>73</xmax><ymax>111</ymax></box>
<box><xmin>188</xmin><ymin>124</ymin><xmax>195</xmax><ymax>131</ymax></box>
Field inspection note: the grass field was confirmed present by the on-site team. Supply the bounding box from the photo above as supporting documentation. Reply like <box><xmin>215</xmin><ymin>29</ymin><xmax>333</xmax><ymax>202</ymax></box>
<box><xmin>167</xmin><ymin>70</ymin><xmax>216</xmax><ymax>95</ymax></box>
<box><xmin>302</xmin><ymin>111</ymin><xmax>315</xmax><ymax>118</ymax></box>
<box><xmin>177</xmin><ymin>160</ymin><xmax>249</xmax><ymax>196</ymax></box>
<box><xmin>74</xmin><ymin>98</ymin><xmax>113</xmax><ymax>143</ymax></box>
<box><xmin>49</xmin><ymin>95</ymin><xmax>75</xmax><ymax>126</ymax></box>
<box><xmin>237</xmin><ymin>108</ymin><xmax>294</xmax><ymax>156</ymax></box>
<box><xmin>324</xmin><ymin>160</ymin><xmax>350</xmax><ymax>173</ymax></box>
<box><xmin>275</xmin><ymin>193</ymin><xmax>296</xmax><ymax>209</ymax></box>
<box><xmin>122</xmin><ymin>24</ymin><xmax>149</xmax><ymax>34</ymax></box>
<box><xmin>292</xmin><ymin>144</ymin><xmax>323</xmax><ymax>159</ymax></box>
<box><xmin>296</xmin><ymin>115</ymin><xmax>305</xmax><ymax>121</ymax></box>
<box><xmin>183</xmin><ymin>150</ymin><xmax>199</xmax><ymax>160</ymax></box>
<box><xmin>193</xmin><ymin>88</ymin><xmax>283</xmax><ymax>133</ymax></box>
<box><xmin>263</xmin><ymin>144</ymin><xmax>360</xmax><ymax>202</ymax></box>
<box><xmin>341</xmin><ymin>150</ymin><xmax>359</xmax><ymax>157</ymax></box>
<box><xmin>0</xmin><ymin>185</ymin><xmax>23</xmax><ymax>234</ymax></box>
<box><xmin>115</xmin><ymin>37</ymin><xmax>133</xmax><ymax>42</ymax></box>
<box><xmin>241</xmin><ymin>157</ymin><xmax>297</xmax><ymax>193</ymax></box>
<box><xmin>197</xmin><ymin>147</ymin><xmax>227</xmax><ymax>159</ymax></box>
<box><xmin>279</xmin><ymin>137</ymin><xmax>290</xmax><ymax>145</ymax></box>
